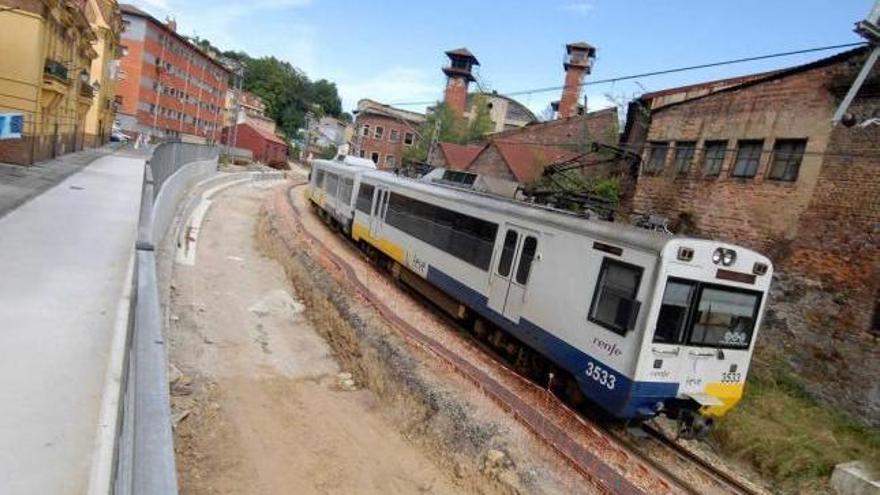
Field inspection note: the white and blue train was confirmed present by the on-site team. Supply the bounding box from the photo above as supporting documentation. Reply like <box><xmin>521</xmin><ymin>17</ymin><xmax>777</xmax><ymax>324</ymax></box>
<box><xmin>308</xmin><ymin>159</ymin><xmax>773</xmax><ymax>437</ymax></box>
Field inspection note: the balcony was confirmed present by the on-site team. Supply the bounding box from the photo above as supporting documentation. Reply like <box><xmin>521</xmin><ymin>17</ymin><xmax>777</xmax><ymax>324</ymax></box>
<box><xmin>44</xmin><ymin>59</ymin><xmax>70</xmax><ymax>83</ymax></box>
<box><xmin>79</xmin><ymin>83</ymin><xmax>95</xmax><ymax>99</ymax></box>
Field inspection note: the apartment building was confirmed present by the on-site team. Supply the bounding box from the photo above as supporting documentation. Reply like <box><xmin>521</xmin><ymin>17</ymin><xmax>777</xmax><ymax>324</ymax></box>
<box><xmin>116</xmin><ymin>4</ymin><xmax>229</xmax><ymax>143</ymax></box>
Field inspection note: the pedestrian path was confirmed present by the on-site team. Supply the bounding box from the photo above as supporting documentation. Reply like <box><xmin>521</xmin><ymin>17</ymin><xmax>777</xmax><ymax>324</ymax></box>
<box><xmin>0</xmin><ymin>144</ymin><xmax>133</xmax><ymax>219</ymax></box>
<box><xmin>0</xmin><ymin>152</ymin><xmax>145</xmax><ymax>494</ymax></box>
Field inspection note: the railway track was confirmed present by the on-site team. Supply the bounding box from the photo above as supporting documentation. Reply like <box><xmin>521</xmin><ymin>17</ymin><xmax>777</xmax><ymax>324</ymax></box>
<box><xmin>272</xmin><ymin>181</ymin><xmax>761</xmax><ymax>495</ymax></box>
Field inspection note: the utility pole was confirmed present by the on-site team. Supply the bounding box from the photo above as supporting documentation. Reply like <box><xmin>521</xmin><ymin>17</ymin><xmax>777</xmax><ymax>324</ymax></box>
<box><xmin>832</xmin><ymin>0</ymin><xmax>880</xmax><ymax>125</ymax></box>
<box><xmin>425</xmin><ymin>115</ymin><xmax>441</xmax><ymax>165</ymax></box>
<box><xmin>230</xmin><ymin>62</ymin><xmax>244</xmax><ymax>150</ymax></box>
<box><xmin>303</xmin><ymin>111</ymin><xmax>314</xmax><ymax>163</ymax></box>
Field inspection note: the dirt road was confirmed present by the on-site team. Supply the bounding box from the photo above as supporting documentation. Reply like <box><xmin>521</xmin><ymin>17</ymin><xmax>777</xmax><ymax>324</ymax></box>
<box><xmin>167</xmin><ymin>179</ymin><xmax>461</xmax><ymax>494</ymax></box>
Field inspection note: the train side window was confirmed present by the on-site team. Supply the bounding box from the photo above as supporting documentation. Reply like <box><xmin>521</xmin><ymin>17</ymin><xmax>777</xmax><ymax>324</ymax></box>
<box><xmin>339</xmin><ymin>178</ymin><xmax>354</xmax><ymax>205</ymax></box>
<box><xmin>515</xmin><ymin>236</ymin><xmax>538</xmax><ymax>285</ymax></box>
<box><xmin>315</xmin><ymin>169</ymin><xmax>325</xmax><ymax>188</ymax></box>
<box><xmin>325</xmin><ymin>173</ymin><xmax>339</xmax><ymax>197</ymax></box>
<box><xmin>355</xmin><ymin>183</ymin><xmax>374</xmax><ymax>213</ymax></box>
<box><xmin>497</xmin><ymin>231</ymin><xmax>518</xmax><ymax>277</ymax></box>
<box><xmin>588</xmin><ymin>259</ymin><xmax>643</xmax><ymax>335</ymax></box>
<box><xmin>654</xmin><ymin>279</ymin><xmax>696</xmax><ymax>344</ymax></box>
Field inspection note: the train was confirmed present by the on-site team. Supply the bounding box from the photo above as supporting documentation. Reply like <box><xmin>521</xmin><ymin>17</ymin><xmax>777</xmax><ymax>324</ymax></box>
<box><xmin>307</xmin><ymin>158</ymin><xmax>773</xmax><ymax>438</ymax></box>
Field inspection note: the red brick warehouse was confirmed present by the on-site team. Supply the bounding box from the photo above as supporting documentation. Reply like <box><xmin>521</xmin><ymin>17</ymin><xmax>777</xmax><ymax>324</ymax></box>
<box><xmin>222</xmin><ymin>122</ymin><xmax>288</xmax><ymax>167</ymax></box>
<box><xmin>352</xmin><ymin>99</ymin><xmax>426</xmax><ymax>169</ymax></box>
<box><xmin>116</xmin><ymin>4</ymin><xmax>230</xmax><ymax>142</ymax></box>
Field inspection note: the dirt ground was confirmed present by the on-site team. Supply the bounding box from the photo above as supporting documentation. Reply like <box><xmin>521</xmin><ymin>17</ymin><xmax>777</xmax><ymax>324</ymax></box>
<box><xmin>166</xmin><ymin>179</ymin><xmax>463</xmax><ymax>494</ymax></box>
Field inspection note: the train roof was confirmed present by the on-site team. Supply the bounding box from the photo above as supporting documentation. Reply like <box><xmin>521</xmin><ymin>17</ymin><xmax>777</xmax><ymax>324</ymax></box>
<box><xmin>358</xmin><ymin>169</ymin><xmax>674</xmax><ymax>254</ymax></box>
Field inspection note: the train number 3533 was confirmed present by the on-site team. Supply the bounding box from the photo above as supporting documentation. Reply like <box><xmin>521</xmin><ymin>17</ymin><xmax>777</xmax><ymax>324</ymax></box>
<box><xmin>585</xmin><ymin>362</ymin><xmax>616</xmax><ymax>390</ymax></box>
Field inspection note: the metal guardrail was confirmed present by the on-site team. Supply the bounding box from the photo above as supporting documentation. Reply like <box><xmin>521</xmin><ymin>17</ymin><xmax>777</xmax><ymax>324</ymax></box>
<box><xmin>113</xmin><ymin>142</ymin><xmax>219</xmax><ymax>495</ymax></box>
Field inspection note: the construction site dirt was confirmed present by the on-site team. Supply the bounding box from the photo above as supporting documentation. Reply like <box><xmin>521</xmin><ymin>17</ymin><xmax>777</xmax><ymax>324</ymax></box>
<box><xmin>162</xmin><ymin>176</ymin><xmax>588</xmax><ymax>494</ymax></box>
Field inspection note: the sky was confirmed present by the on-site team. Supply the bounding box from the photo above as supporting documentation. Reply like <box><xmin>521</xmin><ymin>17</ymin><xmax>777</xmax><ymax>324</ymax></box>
<box><xmin>128</xmin><ymin>0</ymin><xmax>873</xmax><ymax>116</ymax></box>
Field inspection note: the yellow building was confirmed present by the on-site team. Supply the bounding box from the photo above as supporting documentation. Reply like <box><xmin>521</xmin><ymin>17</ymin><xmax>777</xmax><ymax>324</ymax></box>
<box><xmin>0</xmin><ymin>0</ymin><xmax>99</xmax><ymax>165</ymax></box>
<box><xmin>83</xmin><ymin>0</ymin><xmax>122</xmax><ymax>148</ymax></box>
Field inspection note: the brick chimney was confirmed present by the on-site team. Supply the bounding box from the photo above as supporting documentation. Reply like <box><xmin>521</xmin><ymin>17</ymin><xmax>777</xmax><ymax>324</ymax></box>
<box><xmin>558</xmin><ymin>42</ymin><xmax>595</xmax><ymax>119</ymax></box>
<box><xmin>442</xmin><ymin>48</ymin><xmax>479</xmax><ymax>117</ymax></box>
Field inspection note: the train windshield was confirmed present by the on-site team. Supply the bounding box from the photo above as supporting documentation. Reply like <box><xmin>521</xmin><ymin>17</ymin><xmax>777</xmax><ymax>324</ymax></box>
<box><xmin>654</xmin><ymin>279</ymin><xmax>762</xmax><ymax>350</ymax></box>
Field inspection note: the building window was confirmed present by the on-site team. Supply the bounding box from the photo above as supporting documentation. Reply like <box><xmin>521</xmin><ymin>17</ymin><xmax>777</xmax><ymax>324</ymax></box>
<box><xmin>404</xmin><ymin>132</ymin><xmax>414</xmax><ymax>146</ymax></box>
<box><xmin>702</xmin><ymin>140</ymin><xmax>727</xmax><ymax>176</ymax></box>
<box><xmin>361</xmin><ymin>124</ymin><xmax>370</xmax><ymax>137</ymax></box>
<box><xmin>588</xmin><ymin>259</ymin><xmax>643</xmax><ymax>335</ymax></box>
<box><xmin>374</xmin><ymin>126</ymin><xmax>384</xmax><ymax>140</ymax></box>
<box><xmin>385</xmin><ymin>155</ymin><xmax>396</xmax><ymax>168</ymax></box>
<box><xmin>732</xmin><ymin>140</ymin><xmax>764</xmax><ymax>178</ymax></box>
<box><xmin>359</xmin><ymin>149</ymin><xmax>365</xmax><ymax>158</ymax></box>
<box><xmin>389</xmin><ymin>129</ymin><xmax>400</xmax><ymax>142</ymax></box>
<box><xmin>768</xmin><ymin>139</ymin><xmax>807</xmax><ymax>182</ymax></box>
<box><xmin>674</xmin><ymin>141</ymin><xmax>696</xmax><ymax>175</ymax></box>
<box><xmin>646</xmin><ymin>141</ymin><xmax>668</xmax><ymax>171</ymax></box>
<box><xmin>370</xmin><ymin>152</ymin><xmax>379</xmax><ymax>164</ymax></box>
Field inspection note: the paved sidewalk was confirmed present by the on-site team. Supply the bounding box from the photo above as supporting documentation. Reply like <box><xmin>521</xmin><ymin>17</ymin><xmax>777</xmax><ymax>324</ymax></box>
<box><xmin>0</xmin><ymin>143</ymin><xmax>132</xmax><ymax>219</ymax></box>
<box><xmin>0</xmin><ymin>152</ymin><xmax>145</xmax><ymax>494</ymax></box>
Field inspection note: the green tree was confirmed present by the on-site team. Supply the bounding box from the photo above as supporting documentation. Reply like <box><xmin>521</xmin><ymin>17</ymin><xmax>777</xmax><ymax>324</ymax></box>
<box><xmin>404</xmin><ymin>98</ymin><xmax>493</xmax><ymax>164</ymax></box>
<box><xmin>184</xmin><ymin>35</ymin><xmax>346</xmax><ymax>142</ymax></box>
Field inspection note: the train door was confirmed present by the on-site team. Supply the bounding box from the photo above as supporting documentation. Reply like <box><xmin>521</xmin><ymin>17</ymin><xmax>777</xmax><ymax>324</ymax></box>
<box><xmin>487</xmin><ymin>225</ymin><xmax>540</xmax><ymax>322</ymax></box>
<box><xmin>369</xmin><ymin>188</ymin><xmax>389</xmax><ymax>238</ymax></box>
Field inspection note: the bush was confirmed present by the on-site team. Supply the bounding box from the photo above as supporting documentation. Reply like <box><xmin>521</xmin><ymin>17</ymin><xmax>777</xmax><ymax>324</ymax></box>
<box><xmin>713</xmin><ymin>355</ymin><xmax>880</xmax><ymax>493</ymax></box>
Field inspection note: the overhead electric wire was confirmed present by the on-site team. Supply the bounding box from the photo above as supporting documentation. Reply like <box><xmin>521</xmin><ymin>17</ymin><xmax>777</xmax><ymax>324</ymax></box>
<box><xmin>388</xmin><ymin>41</ymin><xmax>868</xmax><ymax>107</ymax></box>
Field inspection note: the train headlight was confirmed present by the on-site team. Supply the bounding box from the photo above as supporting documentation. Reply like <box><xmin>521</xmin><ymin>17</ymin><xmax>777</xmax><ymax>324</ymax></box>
<box><xmin>712</xmin><ymin>248</ymin><xmax>737</xmax><ymax>266</ymax></box>
<box><xmin>722</xmin><ymin>250</ymin><xmax>736</xmax><ymax>266</ymax></box>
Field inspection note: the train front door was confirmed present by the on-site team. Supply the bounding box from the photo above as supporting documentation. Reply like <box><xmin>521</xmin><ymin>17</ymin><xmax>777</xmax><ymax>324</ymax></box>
<box><xmin>487</xmin><ymin>225</ymin><xmax>540</xmax><ymax>323</ymax></box>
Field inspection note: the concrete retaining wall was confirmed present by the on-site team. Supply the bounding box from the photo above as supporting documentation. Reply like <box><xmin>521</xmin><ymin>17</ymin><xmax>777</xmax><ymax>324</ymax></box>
<box><xmin>151</xmin><ymin>159</ymin><xmax>218</xmax><ymax>246</ymax></box>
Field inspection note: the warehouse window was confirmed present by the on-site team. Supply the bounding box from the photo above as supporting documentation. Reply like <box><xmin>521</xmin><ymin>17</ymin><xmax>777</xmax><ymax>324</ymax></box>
<box><xmin>389</xmin><ymin>129</ymin><xmax>400</xmax><ymax>142</ymax></box>
<box><xmin>646</xmin><ymin>142</ymin><xmax>668</xmax><ymax>171</ymax></box>
<box><xmin>384</xmin><ymin>193</ymin><xmax>498</xmax><ymax>270</ymax></box>
<box><xmin>702</xmin><ymin>140</ymin><xmax>727</xmax><ymax>176</ymax></box>
<box><xmin>674</xmin><ymin>141</ymin><xmax>696</xmax><ymax>174</ymax></box>
<box><xmin>355</xmin><ymin>183</ymin><xmax>374</xmax><ymax>214</ymax></box>
<box><xmin>404</xmin><ymin>132</ymin><xmax>414</xmax><ymax>146</ymax></box>
<box><xmin>731</xmin><ymin>140</ymin><xmax>764</xmax><ymax>178</ymax></box>
<box><xmin>589</xmin><ymin>259</ymin><xmax>643</xmax><ymax>335</ymax></box>
<box><xmin>361</xmin><ymin>124</ymin><xmax>370</xmax><ymax>137</ymax></box>
<box><xmin>768</xmin><ymin>139</ymin><xmax>806</xmax><ymax>182</ymax></box>
<box><xmin>386</xmin><ymin>155</ymin><xmax>396</xmax><ymax>168</ymax></box>
<box><xmin>374</xmin><ymin>126</ymin><xmax>384</xmax><ymax>140</ymax></box>
<box><xmin>370</xmin><ymin>152</ymin><xmax>379</xmax><ymax>164</ymax></box>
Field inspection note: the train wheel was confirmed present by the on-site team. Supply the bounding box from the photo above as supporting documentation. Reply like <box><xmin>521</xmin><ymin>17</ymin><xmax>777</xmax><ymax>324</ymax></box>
<box><xmin>564</xmin><ymin>377</ymin><xmax>585</xmax><ymax>406</ymax></box>
<box><xmin>473</xmin><ymin>318</ymin><xmax>489</xmax><ymax>341</ymax></box>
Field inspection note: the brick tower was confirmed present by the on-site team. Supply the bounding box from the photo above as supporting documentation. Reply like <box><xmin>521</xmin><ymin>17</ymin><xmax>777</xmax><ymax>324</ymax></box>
<box><xmin>557</xmin><ymin>42</ymin><xmax>596</xmax><ymax>119</ymax></box>
<box><xmin>442</xmin><ymin>48</ymin><xmax>479</xmax><ymax>117</ymax></box>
